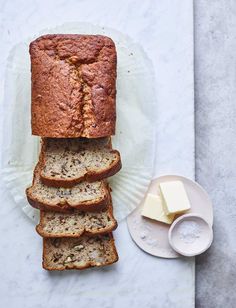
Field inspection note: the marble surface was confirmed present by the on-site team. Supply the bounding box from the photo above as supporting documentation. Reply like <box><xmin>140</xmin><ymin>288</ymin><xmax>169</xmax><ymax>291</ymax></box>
<box><xmin>0</xmin><ymin>0</ymin><xmax>194</xmax><ymax>307</ymax></box>
<box><xmin>195</xmin><ymin>1</ymin><xmax>236</xmax><ymax>307</ymax></box>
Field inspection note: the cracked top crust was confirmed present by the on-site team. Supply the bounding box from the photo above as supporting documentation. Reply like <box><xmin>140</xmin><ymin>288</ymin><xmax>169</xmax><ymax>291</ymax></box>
<box><xmin>30</xmin><ymin>34</ymin><xmax>117</xmax><ymax>138</ymax></box>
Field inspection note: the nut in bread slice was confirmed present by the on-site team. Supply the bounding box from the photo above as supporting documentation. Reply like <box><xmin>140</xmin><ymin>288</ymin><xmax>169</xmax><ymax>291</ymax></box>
<box><xmin>36</xmin><ymin>200</ymin><xmax>117</xmax><ymax>238</ymax></box>
<box><xmin>43</xmin><ymin>234</ymin><xmax>118</xmax><ymax>270</ymax></box>
<box><xmin>40</xmin><ymin>137</ymin><xmax>121</xmax><ymax>187</ymax></box>
<box><xmin>26</xmin><ymin>162</ymin><xmax>109</xmax><ymax>212</ymax></box>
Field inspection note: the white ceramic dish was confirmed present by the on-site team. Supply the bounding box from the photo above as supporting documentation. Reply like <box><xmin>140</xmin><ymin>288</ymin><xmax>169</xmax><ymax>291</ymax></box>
<box><xmin>127</xmin><ymin>175</ymin><xmax>213</xmax><ymax>258</ymax></box>
<box><xmin>168</xmin><ymin>213</ymin><xmax>213</xmax><ymax>257</ymax></box>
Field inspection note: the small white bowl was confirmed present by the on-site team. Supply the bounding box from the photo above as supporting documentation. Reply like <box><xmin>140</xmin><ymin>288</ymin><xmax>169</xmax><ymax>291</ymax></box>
<box><xmin>168</xmin><ymin>213</ymin><xmax>213</xmax><ymax>257</ymax></box>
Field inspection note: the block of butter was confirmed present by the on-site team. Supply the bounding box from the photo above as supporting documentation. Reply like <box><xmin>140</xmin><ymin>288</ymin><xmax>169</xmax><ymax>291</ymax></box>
<box><xmin>159</xmin><ymin>181</ymin><xmax>191</xmax><ymax>215</ymax></box>
<box><xmin>141</xmin><ymin>193</ymin><xmax>175</xmax><ymax>224</ymax></box>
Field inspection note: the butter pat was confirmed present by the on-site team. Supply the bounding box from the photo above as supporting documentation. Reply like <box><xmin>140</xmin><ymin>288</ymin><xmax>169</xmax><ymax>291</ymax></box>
<box><xmin>141</xmin><ymin>193</ymin><xmax>175</xmax><ymax>224</ymax></box>
<box><xmin>159</xmin><ymin>181</ymin><xmax>191</xmax><ymax>215</ymax></box>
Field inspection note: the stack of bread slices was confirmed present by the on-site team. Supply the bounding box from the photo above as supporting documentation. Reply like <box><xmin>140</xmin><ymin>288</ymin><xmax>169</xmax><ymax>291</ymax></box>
<box><xmin>26</xmin><ymin>34</ymin><xmax>121</xmax><ymax>270</ymax></box>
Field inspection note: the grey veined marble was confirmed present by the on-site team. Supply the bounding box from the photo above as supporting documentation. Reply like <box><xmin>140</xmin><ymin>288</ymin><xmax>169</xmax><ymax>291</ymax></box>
<box><xmin>195</xmin><ymin>0</ymin><xmax>236</xmax><ymax>307</ymax></box>
<box><xmin>0</xmin><ymin>0</ymin><xmax>195</xmax><ymax>307</ymax></box>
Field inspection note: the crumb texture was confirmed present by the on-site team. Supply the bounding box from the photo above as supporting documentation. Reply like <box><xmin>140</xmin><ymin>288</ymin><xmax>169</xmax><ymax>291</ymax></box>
<box><xmin>40</xmin><ymin>137</ymin><xmax>121</xmax><ymax>184</ymax></box>
<box><xmin>27</xmin><ymin>160</ymin><xmax>108</xmax><ymax>210</ymax></box>
<box><xmin>30</xmin><ymin>34</ymin><xmax>117</xmax><ymax>138</ymax></box>
<box><xmin>43</xmin><ymin>234</ymin><xmax>118</xmax><ymax>270</ymax></box>
<box><xmin>37</xmin><ymin>204</ymin><xmax>117</xmax><ymax>237</ymax></box>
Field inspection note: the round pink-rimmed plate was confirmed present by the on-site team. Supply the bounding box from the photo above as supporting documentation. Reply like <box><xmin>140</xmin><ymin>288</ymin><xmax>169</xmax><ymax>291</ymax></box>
<box><xmin>127</xmin><ymin>175</ymin><xmax>213</xmax><ymax>258</ymax></box>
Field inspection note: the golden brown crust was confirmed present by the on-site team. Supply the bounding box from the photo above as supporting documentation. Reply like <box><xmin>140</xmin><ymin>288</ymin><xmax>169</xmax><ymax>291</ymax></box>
<box><xmin>42</xmin><ymin>234</ymin><xmax>119</xmax><ymax>271</ymax></box>
<box><xmin>30</xmin><ymin>34</ymin><xmax>117</xmax><ymax>138</ymax></box>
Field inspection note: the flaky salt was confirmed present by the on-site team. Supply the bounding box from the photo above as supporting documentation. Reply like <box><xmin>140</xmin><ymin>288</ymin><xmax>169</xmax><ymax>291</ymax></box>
<box><xmin>177</xmin><ymin>220</ymin><xmax>201</xmax><ymax>244</ymax></box>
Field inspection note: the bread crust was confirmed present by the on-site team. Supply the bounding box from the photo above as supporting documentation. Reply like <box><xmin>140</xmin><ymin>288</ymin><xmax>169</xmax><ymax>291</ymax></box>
<box><xmin>30</xmin><ymin>34</ymin><xmax>117</xmax><ymax>138</ymax></box>
<box><xmin>26</xmin><ymin>160</ymin><xmax>109</xmax><ymax>212</ymax></box>
<box><xmin>42</xmin><ymin>233</ymin><xmax>119</xmax><ymax>271</ymax></box>
<box><xmin>26</xmin><ymin>194</ymin><xmax>108</xmax><ymax>212</ymax></box>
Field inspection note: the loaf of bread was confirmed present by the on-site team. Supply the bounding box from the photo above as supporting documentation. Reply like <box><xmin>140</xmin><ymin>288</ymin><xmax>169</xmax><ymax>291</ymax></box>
<box><xmin>26</xmin><ymin>162</ymin><xmax>109</xmax><ymax>212</ymax></box>
<box><xmin>43</xmin><ymin>234</ymin><xmax>118</xmax><ymax>270</ymax></box>
<box><xmin>28</xmin><ymin>34</ymin><xmax>120</xmax><ymax>271</ymax></box>
<box><xmin>36</xmin><ymin>202</ymin><xmax>117</xmax><ymax>237</ymax></box>
<box><xmin>40</xmin><ymin>137</ymin><xmax>121</xmax><ymax>187</ymax></box>
<box><xmin>30</xmin><ymin>34</ymin><xmax>117</xmax><ymax>138</ymax></box>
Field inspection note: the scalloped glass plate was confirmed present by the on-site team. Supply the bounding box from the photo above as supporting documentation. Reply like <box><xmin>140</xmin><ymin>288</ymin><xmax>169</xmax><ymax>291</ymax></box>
<box><xmin>1</xmin><ymin>22</ymin><xmax>156</xmax><ymax>223</ymax></box>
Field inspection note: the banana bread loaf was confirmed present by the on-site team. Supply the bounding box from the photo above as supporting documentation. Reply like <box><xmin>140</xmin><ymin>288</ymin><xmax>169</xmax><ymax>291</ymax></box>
<box><xmin>30</xmin><ymin>34</ymin><xmax>117</xmax><ymax>138</ymax></box>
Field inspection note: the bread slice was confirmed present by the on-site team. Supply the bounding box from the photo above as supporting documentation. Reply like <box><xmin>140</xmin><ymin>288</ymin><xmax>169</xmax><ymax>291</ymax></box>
<box><xmin>43</xmin><ymin>234</ymin><xmax>118</xmax><ymax>270</ymax></box>
<box><xmin>26</xmin><ymin>162</ymin><xmax>109</xmax><ymax>212</ymax></box>
<box><xmin>40</xmin><ymin>137</ymin><xmax>121</xmax><ymax>187</ymax></box>
<box><xmin>36</xmin><ymin>202</ymin><xmax>117</xmax><ymax>237</ymax></box>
